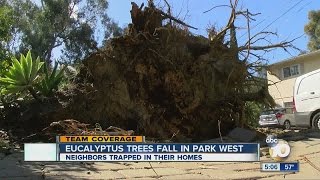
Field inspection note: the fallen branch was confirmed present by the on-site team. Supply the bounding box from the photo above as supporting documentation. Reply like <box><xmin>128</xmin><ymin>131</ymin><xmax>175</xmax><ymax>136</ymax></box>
<box><xmin>303</xmin><ymin>156</ymin><xmax>320</xmax><ymax>172</ymax></box>
<box><xmin>212</xmin><ymin>0</ymin><xmax>238</xmax><ymax>41</ymax></box>
<box><xmin>218</xmin><ymin>119</ymin><xmax>224</xmax><ymax>142</ymax></box>
<box><xmin>160</xmin><ymin>11</ymin><xmax>198</xmax><ymax>30</ymax></box>
<box><xmin>163</xmin><ymin>0</ymin><xmax>172</xmax><ymax>24</ymax></box>
<box><xmin>239</xmin><ymin>41</ymin><xmax>294</xmax><ymax>51</ymax></box>
<box><xmin>203</xmin><ymin>5</ymin><xmax>231</xmax><ymax>14</ymax></box>
<box><xmin>240</xmin><ymin>34</ymin><xmax>304</xmax><ymax>52</ymax></box>
<box><xmin>244</xmin><ymin>9</ymin><xmax>251</xmax><ymax>62</ymax></box>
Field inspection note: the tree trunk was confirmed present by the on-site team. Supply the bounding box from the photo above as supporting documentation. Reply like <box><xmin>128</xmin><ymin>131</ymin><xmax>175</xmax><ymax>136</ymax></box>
<box><xmin>28</xmin><ymin>87</ymin><xmax>42</xmax><ymax>102</ymax></box>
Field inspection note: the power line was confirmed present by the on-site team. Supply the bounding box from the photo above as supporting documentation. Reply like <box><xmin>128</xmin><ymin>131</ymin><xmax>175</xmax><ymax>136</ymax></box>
<box><xmin>239</xmin><ymin>0</ymin><xmax>305</xmax><ymax>39</ymax></box>
<box><xmin>239</xmin><ymin>19</ymin><xmax>266</xmax><ymax>39</ymax></box>
<box><xmin>296</xmin><ymin>0</ymin><xmax>312</xmax><ymax>13</ymax></box>
<box><xmin>259</xmin><ymin>0</ymin><xmax>304</xmax><ymax>32</ymax></box>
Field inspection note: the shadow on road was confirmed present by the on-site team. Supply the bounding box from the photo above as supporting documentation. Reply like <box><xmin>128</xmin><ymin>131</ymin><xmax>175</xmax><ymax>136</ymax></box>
<box><xmin>277</xmin><ymin>129</ymin><xmax>320</xmax><ymax>142</ymax></box>
<box><xmin>1</xmin><ymin>128</ymin><xmax>319</xmax><ymax>179</ymax></box>
<box><xmin>0</xmin><ymin>152</ymin><xmax>105</xmax><ymax>179</ymax></box>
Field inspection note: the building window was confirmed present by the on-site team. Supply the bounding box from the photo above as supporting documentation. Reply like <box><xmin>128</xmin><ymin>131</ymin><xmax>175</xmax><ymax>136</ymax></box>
<box><xmin>284</xmin><ymin>102</ymin><xmax>293</xmax><ymax>108</ymax></box>
<box><xmin>283</xmin><ymin>67</ymin><xmax>291</xmax><ymax>78</ymax></box>
<box><xmin>283</xmin><ymin>64</ymin><xmax>300</xmax><ymax>78</ymax></box>
<box><xmin>284</xmin><ymin>102</ymin><xmax>294</xmax><ymax>114</ymax></box>
<box><xmin>291</xmin><ymin>65</ymin><xmax>299</xmax><ymax>75</ymax></box>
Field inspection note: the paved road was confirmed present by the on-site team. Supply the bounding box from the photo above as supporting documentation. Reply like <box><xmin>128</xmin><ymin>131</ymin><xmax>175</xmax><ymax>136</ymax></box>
<box><xmin>1</xmin><ymin>130</ymin><xmax>320</xmax><ymax>179</ymax></box>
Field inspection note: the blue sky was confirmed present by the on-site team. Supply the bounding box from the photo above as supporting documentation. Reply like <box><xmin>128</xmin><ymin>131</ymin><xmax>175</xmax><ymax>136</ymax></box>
<box><xmin>107</xmin><ymin>0</ymin><xmax>319</xmax><ymax>64</ymax></box>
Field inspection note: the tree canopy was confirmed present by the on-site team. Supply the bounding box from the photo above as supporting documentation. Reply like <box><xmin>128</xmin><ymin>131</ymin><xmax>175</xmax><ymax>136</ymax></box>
<box><xmin>3</xmin><ymin>0</ymin><xmax>123</xmax><ymax>64</ymax></box>
<box><xmin>0</xmin><ymin>4</ymin><xmax>14</xmax><ymax>75</ymax></box>
<box><xmin>0</xmin><ymin>4</ymin><xmax>13</xmax><ymax>60</ymax></box>
<box><xmin>305</xmin><ymin>10</ymin><xmax>320</xmax><ymax>51</ymax></box>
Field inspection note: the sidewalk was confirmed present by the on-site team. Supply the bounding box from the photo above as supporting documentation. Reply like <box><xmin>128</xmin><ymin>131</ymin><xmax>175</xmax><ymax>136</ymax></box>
<box><xmin>1</xmin><ymin>131</ymin><xmax>320</xmax><ymax>179</ymax></box>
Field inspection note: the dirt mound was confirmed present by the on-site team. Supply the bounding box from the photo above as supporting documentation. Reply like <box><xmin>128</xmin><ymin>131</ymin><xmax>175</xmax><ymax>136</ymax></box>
<box><xmin>0</xmin><ymin>1</ymin><xmax>298</xmax><ymax>143</ymax></box>
<box><xmin>53</xmin><ymin>2</ymin><xmax>265</xmax><ymax>142</ymax></box>
<box><xmin>0</xmin><ymin>1</ymin><xmax>274</xmax><ymax>142</ymax></box>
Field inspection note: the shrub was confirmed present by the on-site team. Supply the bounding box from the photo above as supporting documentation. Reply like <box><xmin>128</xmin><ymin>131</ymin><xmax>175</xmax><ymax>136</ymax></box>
<box><xmin>244</xmin><ymin>101</ymin><xmax>263</xmax><ymax>128</ymax></box>
<box><xmin>0</xmin><ymin>50</ymin><xmax>67</xmax><ymax>101</ymax></box>
<box><xmin>37</xmin><ymin>62</ymin><xmax>66</xmax><ymax>96</ymax></box>
<box><xmin>0</xmin><ymin>50</ymin><xmax>43</xmax><ymax>100</ymax></box>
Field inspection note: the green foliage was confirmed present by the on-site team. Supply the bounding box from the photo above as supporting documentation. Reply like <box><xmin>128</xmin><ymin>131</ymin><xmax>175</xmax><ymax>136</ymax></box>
<box><xmin>7</xmin><ymin>0</ymin><xmax>122</xmax><ymax>63</ymax></box>
<box><xmin>0</xmin><ymin>6</ymin><xmax>13</xmax><ymax>42</ymax></box>
<box><xmin>0</xmin><ymin>4</ymin><xmax>14</xmax><ymax>64</ymax></box>
<box><xmin>37</xmin><ymin>62</ymin><xmax>66</xmax><ymax>96</ymax></box>
<box><xmin>0</xmin><ymin>50</ymin><xmax>43</xmax><ymax>98</ymax></box>
<box><xmin>305</xmin><ymin>10</ymin><xmax>320</xmax><ymax>51</ymax></box>
<box><xmin>244</xmin><ymin>101</ymin><xmax>263</xmax><ymax>128</ymax></box>
<box><xmin>0</xmin><ymin>59</ymin><xmax>11</xmax><ymax>76</ymax></box>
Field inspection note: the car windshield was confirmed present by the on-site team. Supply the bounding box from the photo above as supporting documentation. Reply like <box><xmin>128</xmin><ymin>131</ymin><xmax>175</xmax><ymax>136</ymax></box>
<box><xmin>261</xmin><ymin>109</ymin><xmax>281</xmax><ymax>115</ymax></box>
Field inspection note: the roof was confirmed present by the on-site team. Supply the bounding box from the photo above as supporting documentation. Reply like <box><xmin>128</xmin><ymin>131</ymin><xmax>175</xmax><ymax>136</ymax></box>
<box><xmin>269</xmin><ymin>49</ymin><xmax>320</xmax><ymax>67</ymax></box>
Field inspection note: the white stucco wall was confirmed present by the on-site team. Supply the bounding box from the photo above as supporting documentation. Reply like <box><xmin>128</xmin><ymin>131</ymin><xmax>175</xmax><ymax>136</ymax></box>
<box><xmin>267</xmin><ymin>50</ymin><xmax>320</xmax><ymax>107</ymax></box>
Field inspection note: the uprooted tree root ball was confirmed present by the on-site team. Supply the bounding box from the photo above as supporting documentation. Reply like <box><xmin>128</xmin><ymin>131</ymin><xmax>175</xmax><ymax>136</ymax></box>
<box><xmin>54</xmin><ymin>2</ymin><xmax>276</xmax><ymax>141</ymax></box>
<box><xmin>2</xmin><ymin>1</ymin><xmax>292</xmax><ymax>142</ymax></box>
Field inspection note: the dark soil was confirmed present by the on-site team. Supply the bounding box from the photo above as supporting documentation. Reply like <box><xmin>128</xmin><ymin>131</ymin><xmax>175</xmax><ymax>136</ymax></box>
<box><xmin>0</xmin><ymin>2</ymin><xmax>273</xmax><ymax>143</ymax></box>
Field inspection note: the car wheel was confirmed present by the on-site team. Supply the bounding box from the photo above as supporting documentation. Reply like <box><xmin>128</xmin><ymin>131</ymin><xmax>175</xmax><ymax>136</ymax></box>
<box><xmin>312</xmin><ymin>112</ymin><xmax>320</xmax><ymax>130</ymax></box>
<box><xmin>283</xmin><ymin>120</ymin><xmax>291</xmax><ymax>130</ymax></box>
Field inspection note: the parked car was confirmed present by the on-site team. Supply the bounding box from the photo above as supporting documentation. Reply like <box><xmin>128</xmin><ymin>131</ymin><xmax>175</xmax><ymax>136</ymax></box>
<box><xmin>259</xmin><ymin>108</ymin><xmax>295</xmax><ymax>129</ymax></box>
<box><xmin>293</xmin><ymin>68</ymin><xmax>320</xmax><ymax>129</ymax></box>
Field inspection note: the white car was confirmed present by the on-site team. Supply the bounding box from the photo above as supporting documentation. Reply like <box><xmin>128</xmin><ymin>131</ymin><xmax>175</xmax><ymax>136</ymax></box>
<box><xmin>259</xmin><ymin>108</ymin><xmax>295</xmax><ymax>130</ymax></box>
<box><xmin>293</xmin><ymin>69</ymin><xmax>320</xmax><ymax>129</ymax></box>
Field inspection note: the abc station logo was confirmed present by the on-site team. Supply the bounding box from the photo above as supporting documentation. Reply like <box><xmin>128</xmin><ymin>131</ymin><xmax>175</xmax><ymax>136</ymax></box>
<box><xmin>266</xmin><ymin>135</ymin><xmax>291</xmax><ymax>161</ymax></box>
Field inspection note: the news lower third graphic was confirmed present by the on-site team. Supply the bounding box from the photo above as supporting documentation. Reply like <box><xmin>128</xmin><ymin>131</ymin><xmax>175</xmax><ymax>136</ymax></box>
<box><xmin>260</xmin><ymin>134</ymin><xmax>299</xmax><ymax>172</ymax></box>
<box><xmin>58</xmin><ymin>136</ymin><xmax>144</xmax><ymax>143</ymax></box>
<box><xmin>261</xmin><ymin>162</ymin><xmax>299</xmax><ymax>172</ymax></box>
<box><xmin>265</xmin><ymin>134</ymin><xmax>291</xmax><ymax>161</ymax></box>
<box><xmin>24</xmin><ymin>136</ymin><xmax>260</xmax><ymax>162</ymax></box>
